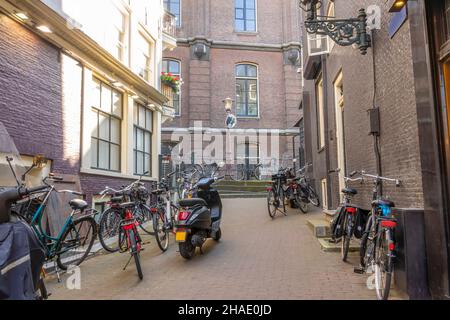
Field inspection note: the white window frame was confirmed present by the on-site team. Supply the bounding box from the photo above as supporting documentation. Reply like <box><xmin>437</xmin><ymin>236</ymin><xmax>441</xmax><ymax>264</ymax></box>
<box><xmin>321</xmin><ymin>178</ymin><xmax>328</xmax><ymax>210</ymax></box>
<box><xmin>136</xmin><ymin>29</ymin><xmax>155</xmax><ymax>84</ymax></box>
<box><xmin>316</xmin><ymin>74</ymin><xmax>325</xmax><ymax>150</ymax></box>
<box><xmin>111</xmin><ymin>2</ymin><xmax>130</xmax><ymax>64</ymax></box>
<box><xmin>235</xmin><ymin>63</ymin><xmax>260</xmax><ymax>118</ymax></box>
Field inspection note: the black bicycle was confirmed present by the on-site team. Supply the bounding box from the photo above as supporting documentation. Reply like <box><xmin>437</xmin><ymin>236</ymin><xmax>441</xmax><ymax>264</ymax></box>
<box><xmin>267</xmin><ymin>168</ymin><xmax>287</xmax><ymax>218</ymax></box>
<box><xmin>354</xmin><ymin>170</ymin><xmax>401</xmax><ymax>300</ymax></box>
<box><xmin>297</xmin><ymin>163</ymin><xmax>320</xmax><ymax>208</ymax></box>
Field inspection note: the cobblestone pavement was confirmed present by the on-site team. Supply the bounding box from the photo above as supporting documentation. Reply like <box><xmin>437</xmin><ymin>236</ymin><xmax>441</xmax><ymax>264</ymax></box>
<box><xmin>46</xmin><ymin>198</ymin><xmax>401</xmax><ymax>300</ymax></box>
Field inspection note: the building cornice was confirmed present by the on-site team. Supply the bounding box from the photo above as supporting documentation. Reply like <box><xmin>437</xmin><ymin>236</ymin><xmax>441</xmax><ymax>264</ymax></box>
<box><xmin>177</xmin><ymin>37</ymin><xmax>301</xmax><ymax>52</ymax></box>
<box><xmin>0</xmin><ymin>0</ymin><xmax>168</xmax><ymax>106</ymax></box>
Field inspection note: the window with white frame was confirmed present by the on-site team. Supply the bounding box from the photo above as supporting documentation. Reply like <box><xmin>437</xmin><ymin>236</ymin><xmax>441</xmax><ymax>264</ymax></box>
<box><xmin>235</xmin><ymin>0</ymin><xmax>256</xmax><ymax>32</ymax></box>
<box><xmin>162</xmin><ymin>59</ymin><xmax>181</xmax><ymax>116</ymax></box>
<box><xmin>133</xmin><ymin>103</ymin><xmax>153</xmax><ymax>176</ymax></box>
<box><xmin>137</xmin><ymin>33</ymin><xmax>153</xmax><ymax>82</ymax></box>
<box><xmin>321</xmin><ymin>178</ymin><xmax>328</xmax><ymax>209</ymax></box>
<box><xmin>316</xmin><ymin>74</ymin><xmax>325</xmax><ymax>149</ymax></box>
<box><xmin>91</xmin><ymin>78</ymin><xmax>122</xmax><ymax>172</ymax></box>
<box><xmin>164</xmin><ymin>0</ymin><xmax>181</xmax><ymax>27</ymax></box>
<box><xmin>110</xmin><ymin>5</ymin><xmax>128</xmax><ymax>62</ymax></box>
<box><xmin>236</xmin><ymin>64</ymin><xmax>259</xmax><ymax>117</ymax></box>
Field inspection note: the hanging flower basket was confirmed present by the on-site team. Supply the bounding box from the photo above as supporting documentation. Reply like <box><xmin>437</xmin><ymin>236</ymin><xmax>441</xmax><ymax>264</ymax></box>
<box><xmin>161</xmin><ymin>72</ymin><xmax>182</xmax><ymax>94</ymax></box>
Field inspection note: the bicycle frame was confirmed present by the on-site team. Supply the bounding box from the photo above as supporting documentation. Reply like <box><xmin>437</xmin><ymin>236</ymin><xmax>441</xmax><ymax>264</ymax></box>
<box><xmin>30</xmin><ymin>186</ymin><xmax>79</xmax><ymax>258</ymax></box>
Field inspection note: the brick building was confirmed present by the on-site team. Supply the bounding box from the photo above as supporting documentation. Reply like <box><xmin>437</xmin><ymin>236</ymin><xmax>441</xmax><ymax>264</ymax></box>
<box><xmin>0</xmin><ymin>0</ymin><xmax>175</xmax><ymax>207</ymax></box>
<box><xmin>301</xmin><ymin>0</ymin><xmax>450</xmax><ymax>299</ymax></box>
<box><xmin>162</xmin><ymin>0</ymin><xmax>303</xmax><ymax>172</ymax></box>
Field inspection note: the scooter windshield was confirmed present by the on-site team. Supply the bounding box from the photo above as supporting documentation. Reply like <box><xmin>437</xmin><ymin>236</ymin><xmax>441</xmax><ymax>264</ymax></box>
<box><xmin>0</xmin><ymin>122</ymin><xmax>26</xmax><ymax>188</ymax></box>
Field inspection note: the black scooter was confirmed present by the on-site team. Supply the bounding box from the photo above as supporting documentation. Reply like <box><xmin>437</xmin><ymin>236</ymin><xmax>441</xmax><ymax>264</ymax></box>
<box><xmin>175</xmin><ymin>176</ymin><xmax>224</xmax><ymax>259</ymax></box>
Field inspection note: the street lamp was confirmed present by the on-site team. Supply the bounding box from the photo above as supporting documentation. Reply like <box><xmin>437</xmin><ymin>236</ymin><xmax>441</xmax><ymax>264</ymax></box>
<box><xmin>223</xmin><ymin>98</ymin><xmax>233</xmax><ymax>112</ymax></box>
<box><xmin>299</xmin><ymin>0</ymin><xmax>371</xmax><ymax>55</ymax></box>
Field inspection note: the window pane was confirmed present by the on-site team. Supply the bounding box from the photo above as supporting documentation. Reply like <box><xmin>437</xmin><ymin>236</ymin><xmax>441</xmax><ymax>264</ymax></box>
<box><xmin>246</xmin><ymin>9</ymin><xmax>255</xmax><ymax>20</ymax></box>
<box><xmin>236</xmin><ymin>80</ymin><xmax>245</xmax><ymax>103</ymax></box>
<box><xmin>136</xmin><ymin>152</ymin><xmax>144</xmax><ymax>175</ymax></box>
<box><xmin>236</xmin><ymin>65</ymin><xmax>247</xmax><ymax>77</ymax></box>
<box><xmin>236</xmin><ymin>8</ymin><xmax>244</xmax><ymax>19</ymax></box>
<box><xmin>169</xmin><ymin>61</ymin><xmax>180</xmax><ymax>74</ymax></box>
<box><xmin>246</xmin><ymin>20</ymin><xmax>256</xmax><ymax>31</ymax></box>
<box><xmin>144</xmin><ymin>154</ymin><xmax>151</xmax><ymax>175</ymax></box>
<box><xmin>235</xmin><ymin>19</ymin><xmax>244</xmax><ymax>31</ymax></box>
<box><xmin>92</xmin><ymin>79</ymin><xmax>101</xmax><ymax>107</ymax></box>
<box><xmin>248</xmin><ymin>104</ymin><xmax>258</xmax><ymax>116</ymax></box>
<box><xmin>246</xmin><ymin>0</ymin><xmax>255</xmax><ymax>9</ymax></box>
<box><xmin>236</xmin><ymin>0</ymin><xmax>244</xmax><ymax>8</ymax></box>
<box><xmin>162</xmin><ymin>60</ymin><xmax>168</xmax><ymax>73</ymax></box>
<box><xmin>91</xmin><ymin>138</ymin><xmax>98</xmax><ymax>168</ymax></box>
<box><xmin>144</xmin><ymin>132</ymin><xmax>151</xmax><ymax>153</ymax></box>
<box><xmin>99</xmin><ymin>113</ymin><xmax>110</xmax><ymax>140</ymax></box>
<box><xmin>101</xmin><ymin>85</ymin><xmax>112</xmax><ymax>112</ymax></box>
<box><xmin>145</xmin><ymin>110</ymin><xmax>153</xmax><ymax>131</ymax></box>
<box><xmin>98</xmin><ymin>141</ymin><xmax>109</xmax><ymax>170</ymax></box>
<box><xmin>112</xmin><ymin>91</ymin><xmax>122</xmax><ymax>117</ymax></box>
<box><xmin>111</xmin><ymin>118</ymin><xmax>121</xmax><ymax>144</ymax></box>
<box><xmin>91</xmin><ymin>110</ymin><xmax>98</xmax><ymax>137</ymax></box>
<box><xmin>237</xmin><ymin>103</ymin><xmax>245</xmax><ymax>116</ymax></box>
<box><xmin>137</xmin><ymin>129</ymin><xmax>144</xmax><ymax>151</ymax></box>
<box><xmin>173</xmin><ymin>94</ymin><xmax>180</xmax><ymax>115</ymax></box>
<box><xmin>247</xmin><ymin>65</ymin><xmax>257</xmax><ymax>77</ymax></box>
<box><xmin>138</xmin><ymin>106</ymin><xmax>146</xmax><ymax>128</ymax></box>
<box><xmin>110</xmin><ymin>144</ymin><xmax>120</xmax><ymax>171</ymax></box>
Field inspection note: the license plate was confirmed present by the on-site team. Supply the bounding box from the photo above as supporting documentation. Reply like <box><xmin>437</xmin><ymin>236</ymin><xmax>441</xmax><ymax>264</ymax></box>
<box><xmin>176</xmin><ymin>231</ymin><xmax>187</xmax><ymax>242</ymax></box>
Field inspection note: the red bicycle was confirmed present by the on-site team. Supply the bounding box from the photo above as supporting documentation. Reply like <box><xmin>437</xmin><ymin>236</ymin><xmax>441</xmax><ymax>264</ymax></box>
<box><xmin>118</xmin><ymin>204</ymin><xmax>143</xmax><ymax>280</ymax></box>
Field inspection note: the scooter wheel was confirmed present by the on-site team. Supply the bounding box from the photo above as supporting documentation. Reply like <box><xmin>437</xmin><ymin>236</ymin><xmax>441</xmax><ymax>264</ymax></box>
<box><xmin>213</xmin><ymin>228</ymin><xmax>222</xmax><ymax>242</ymax></box>
<box><xmin>179</xmin><ymin>237</ymin><xmax>196</xmax><ymax>260</ymax></box>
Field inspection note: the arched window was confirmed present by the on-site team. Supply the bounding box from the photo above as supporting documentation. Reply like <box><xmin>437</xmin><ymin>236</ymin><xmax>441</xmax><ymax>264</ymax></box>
<box><xmin>235</xmin><ymin>64</ymin><xmax>258</xmax><ymax>117</ymax></box>
<box><xmin>162</xmin><ymin>59</ymin><xmax>181</xmax><ymax>116</ymax></box>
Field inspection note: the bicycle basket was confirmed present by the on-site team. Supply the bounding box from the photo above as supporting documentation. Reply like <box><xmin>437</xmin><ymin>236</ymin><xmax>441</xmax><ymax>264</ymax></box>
<box><xmin>14</xmin><ymin>197</ymin><xmax>43</xmax><ymax>223</ymax></box>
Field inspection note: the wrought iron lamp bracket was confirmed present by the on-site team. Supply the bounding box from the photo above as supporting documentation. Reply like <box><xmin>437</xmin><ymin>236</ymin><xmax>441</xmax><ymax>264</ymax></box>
<box><xmin>304</xmin><ymin>8</ymin><xmax>371</xmax><ymax>55</ymax></box>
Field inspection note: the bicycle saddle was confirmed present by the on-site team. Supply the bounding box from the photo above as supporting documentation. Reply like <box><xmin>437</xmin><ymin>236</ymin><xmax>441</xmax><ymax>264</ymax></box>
<box><xmin>118</xmin><ymin>202</ymin><xmax>135</xmax><ymax>209</ymax></box>
<box><xmin>372</xmin><ymin>199</ymin><xmax>395</xmax><ymax>208</ymax></box>
<box><xmin>69</xmin><ymin>199</ymin><xmax>88</xmax><ymax>211</ymax></box>
<box><xmin>342</xmin><ymin>188</ymin><xmax>358</xmax><ymax>195</ymax></box>
<box><xmin>178</xmin><ymin>198</ymin><xmax>208</xmax><ymax>208</ymax></box>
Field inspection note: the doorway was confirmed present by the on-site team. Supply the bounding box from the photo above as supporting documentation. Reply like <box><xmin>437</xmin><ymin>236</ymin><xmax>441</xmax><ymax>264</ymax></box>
<box><xmin>334</xmin><ymin>72</ymin><xmax>346</xmax><ymax>201</ymax></box>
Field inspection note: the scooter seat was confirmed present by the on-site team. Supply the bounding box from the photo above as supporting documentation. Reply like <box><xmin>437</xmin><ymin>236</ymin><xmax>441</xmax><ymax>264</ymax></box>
<box><xmin>179</xmin><ymin>198</ymin><xmax>207</xmax><ymax>208</ymax></box>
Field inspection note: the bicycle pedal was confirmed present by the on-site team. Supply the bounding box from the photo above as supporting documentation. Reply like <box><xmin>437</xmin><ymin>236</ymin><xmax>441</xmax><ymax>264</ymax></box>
<box><xmin>353</xmin><ymin>266</ymin><xmax>365</xmax><ymax>274</ymax></box>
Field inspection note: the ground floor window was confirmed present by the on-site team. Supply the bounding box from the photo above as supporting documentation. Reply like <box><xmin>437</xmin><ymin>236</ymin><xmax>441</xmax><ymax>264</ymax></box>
<box><xmin>133</xmin><ymin>103</ymin><xmax>153</xmax><ymax>176</ymax></box>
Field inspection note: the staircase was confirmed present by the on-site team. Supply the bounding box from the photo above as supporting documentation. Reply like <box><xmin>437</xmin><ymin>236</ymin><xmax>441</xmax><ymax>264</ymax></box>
<box><xmin>215</xmin><ymin>180</ymin><xmax>270</xmax><ymax>199</ymax></box>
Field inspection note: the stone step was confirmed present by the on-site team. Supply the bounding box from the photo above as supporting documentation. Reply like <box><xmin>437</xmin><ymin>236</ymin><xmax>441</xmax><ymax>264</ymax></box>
<box><xmin>220</xmin><ymin>192</ymin><xmax>267</xmax><ymax>199</ymax></box>
<box><xmin>216</xmin><ymin>185</ymin><xmax>269</xmax><ymax>192</ymax></box>
<box><xmin>323</xmin><ymin>209</ymin><xmax>336</xmax><ymax>223</ymax></box>
<box><xmin>306</xmin><ymin>219</ymin><xmax>331</xmax><ymax>238</ymax></box>
<box><xmin>215</xmin><ymin>180</ymin><xmax>272</xmax><ymax>187</ymax></box>
<box><xmin>318</xmin><ymin>238</ymin><xmax>360</xmax><ymax>253</ymax></box>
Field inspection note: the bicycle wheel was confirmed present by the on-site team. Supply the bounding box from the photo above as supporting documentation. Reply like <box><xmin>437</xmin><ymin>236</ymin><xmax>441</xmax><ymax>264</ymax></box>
<box><xmin>254</xmin><ymin>166</ymin><xmax>262</xmax><ymax>181</ymax></box>
<box><xmin>308</xmin><ymin>185</ymin><xmax>320</xmax><ymax>207</ymax></box>
<box><xmin>135</xmin><ymin>204</ymin><xmax>154</xmax><ymax>235</ymax></box>
<box><xmin>231</xmin><ymin>165</ymin><xmax>245</xmax><ymax>181</ymax></box>
<box><xmin>56</xmin><ymin>216</ymin><xmax>97</xmax><ymax>270</ymax></box>
<box><xmin>375</xmin><ymin>228</ymin><xmax>393</xmax><ymax>300</ymax></box>
<box><xmin>153</xmin><ymin>210</ymin><xmax>169</xmax><ymax>252</ymax></box>
<box><xmin>128</xmin><ymin>228</ymin><xmax>143</xmax><ymax>280</ymax></box>
<box><xmin>295</xmin><ymin>193</ymin><xmax>308</xmax><ymax>213</ymax></box>
<box><xmin>267</xmin><ymin>190</ymin><xmax>278</xmax><ymax>219</ymax></box>
<box><xmin>280</xmin><ymin>188</ymin><xmax>287</xmax><ymax>214</ymax></box>
<box><xmin>359</xmin><ymin>216</ymin><xmax>373</xmax><ymax>268</ymax></box>
<box><xmin>341</xmin><ymin>213</ymin><xmax>353</xmax><ymax>262</ymax></box>
<box><xmin>98</xmin><ymin>208</ymin><xmax>122</xmax><ymax>253</ymax></box>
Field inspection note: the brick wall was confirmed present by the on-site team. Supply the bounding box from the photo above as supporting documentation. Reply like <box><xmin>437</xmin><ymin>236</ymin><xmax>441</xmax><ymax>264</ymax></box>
<box><xmin>302</xmin><ymin>0</ymin><xmax>424</xmax><ymax>210</ymax></box>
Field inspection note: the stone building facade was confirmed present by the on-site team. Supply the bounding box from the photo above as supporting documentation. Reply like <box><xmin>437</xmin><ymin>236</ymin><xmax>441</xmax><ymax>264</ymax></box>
<box><xmin>162</xmin><ymin>0</ymin><xmax>303</xmax><ymax>171</ymax></box>
<box><xmin>301</xmin><ymin>0</ymin><xmax>450</xmax><ymax>299</ymax></box>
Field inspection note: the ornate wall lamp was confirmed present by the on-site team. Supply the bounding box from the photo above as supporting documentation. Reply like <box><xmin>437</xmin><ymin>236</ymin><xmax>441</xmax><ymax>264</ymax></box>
<box><xmin>299</xmin><ymin>0</ymin><xmax>371</xmax><ymax>55</ymax></box>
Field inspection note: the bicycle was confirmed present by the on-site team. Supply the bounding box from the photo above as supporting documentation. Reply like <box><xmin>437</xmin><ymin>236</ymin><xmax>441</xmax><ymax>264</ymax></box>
<box><xmin>22</xmin><ymin>175</ymin><xmax>97</xmax><ymax>273</ymax></box>
<box><xmin>98</xmin><ymin>173</ymin><xmax>154</xmax><ymax>253</ymax></box>
<box><xmin>234</xmin><ymin>163</ymin><xmax>263</xmax><ymax>181</ymax></box>
<box><xmin>117</xmin><ymin>202</ymin><xmax>144</xmax><ymax>280</ymax></box>
<box><xmin>150</xmin><ymin>172</ymin><xmax>179</xmax><ymax>252</ymax></box>
<box><xmin>296</xmin><ymin>163</ymin><xmax>320</xmax><ymax>208</ymax></box>
<box><xmin>267</xmin><ymin>168</ymin><xmax>287</xmax><ymax>218</ymax></box>
<box><xmin>353</xmin><ymin>170</ymin><xmax>401</xmax><ymax>300</ymax></box>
